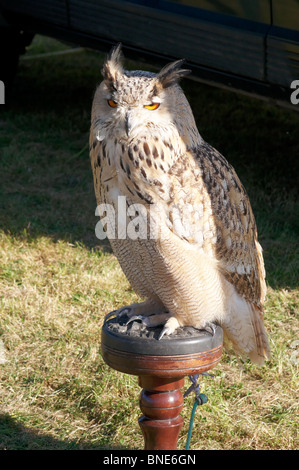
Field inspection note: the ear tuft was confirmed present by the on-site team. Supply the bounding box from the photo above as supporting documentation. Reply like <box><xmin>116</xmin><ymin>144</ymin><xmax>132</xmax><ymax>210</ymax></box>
<box><xmin>157</xmin><ymin>59</ymin><xmax>191</xmax><ymax>88</ymax></box>
<box><xmin>102</xmin><ymin>43</ymin><xmax>123</xmax><ymax>90</ymax></box>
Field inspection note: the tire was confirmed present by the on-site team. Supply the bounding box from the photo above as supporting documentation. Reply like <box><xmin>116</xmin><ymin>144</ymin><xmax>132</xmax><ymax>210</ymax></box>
<box><xmin>0</xmin><ymin>27</ymin><xmax>34</xmax><ymax>87</ymax></box>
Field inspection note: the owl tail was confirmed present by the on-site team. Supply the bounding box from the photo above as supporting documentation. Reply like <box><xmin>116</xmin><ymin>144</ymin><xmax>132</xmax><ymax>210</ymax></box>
<box><xmin>222</xmin><ymin>296</ymin><xmax>270</xmax><ymax>366</ymax></box>
<box><xmin>248</xmin><ymin>304</ymin><xmax>271</xmax><ymax>365</ymax></box>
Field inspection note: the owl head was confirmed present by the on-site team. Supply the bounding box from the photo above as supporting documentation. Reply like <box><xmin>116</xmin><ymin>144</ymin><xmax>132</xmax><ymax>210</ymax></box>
<box><xmin>92</xmin><ymin>44</ymin><xmax>197</xmax><ymax>144</ymax></box>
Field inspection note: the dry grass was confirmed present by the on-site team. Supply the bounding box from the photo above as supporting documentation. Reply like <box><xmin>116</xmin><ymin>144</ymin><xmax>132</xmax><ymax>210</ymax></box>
<box><xmin>0</xmin><ymin>36</ymin><xmax>298</xmax><ymax>450</ymax></box>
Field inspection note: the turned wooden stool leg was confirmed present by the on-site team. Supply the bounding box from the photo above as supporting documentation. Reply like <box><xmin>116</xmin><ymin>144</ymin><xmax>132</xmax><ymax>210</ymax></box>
<box><xmin>138</xmin><ymin>376</ymin><xmax>185</xmax><ymax>450</ymax></box>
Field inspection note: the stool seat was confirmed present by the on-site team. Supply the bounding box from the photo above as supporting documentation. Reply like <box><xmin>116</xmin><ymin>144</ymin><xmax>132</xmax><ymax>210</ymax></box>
<box><xmin>101</xmin><ymin>316</ymin><xmax>223</xmax><ymax>377</ymax></box>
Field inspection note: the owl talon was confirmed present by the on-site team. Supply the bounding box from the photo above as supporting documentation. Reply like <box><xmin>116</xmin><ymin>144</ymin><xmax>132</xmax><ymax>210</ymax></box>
<box><xmin>104</xmin><ymin>310</ymin><xmax>118</xmax><ymax>322</ymax></box>
<box><xmin>204</xmin><ymin>322</ymin><xmax>216</xmax><ymax>336</ymax></box>
<box><xmin>125</xmin><ymin>315</ymin><xmax>148</xmax><ymax>326</ymax></box>
<box><xmin>158</xmin><ymin>316</ymin><xmax>180</xmax><ymax>339</ymax></box>
<box><xmin>158</xmin><ymin>326</ymin><xmax>173</xmax><ymax>340</ymax></box>
<box><xmin>118</xmin><ymin>307</ymin><xmax>132</xmax><ymax>318</ymax></box>
<box><xmin>104</xmin><ymin>307</ymin><xmax>132</xmax><ymax>323</ymax></box>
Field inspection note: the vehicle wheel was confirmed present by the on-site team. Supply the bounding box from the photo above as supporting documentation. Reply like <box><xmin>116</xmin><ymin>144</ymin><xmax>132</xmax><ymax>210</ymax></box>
<box><xmin>0</xmin><ymin>27</ymin><xmax>34</xmax><ymax>87</ymax></box>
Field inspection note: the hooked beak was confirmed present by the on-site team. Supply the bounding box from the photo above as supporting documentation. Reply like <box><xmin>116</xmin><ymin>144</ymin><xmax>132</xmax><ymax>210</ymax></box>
<box><xmin>125</xmin><ymin>110</ymin><xmax>133</xmax><ymax>137</ymax></box>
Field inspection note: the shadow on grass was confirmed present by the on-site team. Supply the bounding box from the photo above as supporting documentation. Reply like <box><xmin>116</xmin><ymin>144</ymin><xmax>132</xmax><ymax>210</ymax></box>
<box><xmin>1</xmin><ymin>42</ymin><xmax>298</xmax><ymax>289</ymax></box>
<box><xmin>0</xmin><ymin>413</ymin><xmax>132</xmax><ymax>450</ymax></box>
<box><xmin>1</xmin><ymin>49</ymin><xmax>111</xmax><ymax>251</ymax></box>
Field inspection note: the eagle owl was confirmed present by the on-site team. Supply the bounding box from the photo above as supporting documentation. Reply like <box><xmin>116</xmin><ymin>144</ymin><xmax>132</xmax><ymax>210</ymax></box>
<box><xmin>90</xmin><ymin>44</ymin><xmax>270</xmax><ymax>365</ymax></box>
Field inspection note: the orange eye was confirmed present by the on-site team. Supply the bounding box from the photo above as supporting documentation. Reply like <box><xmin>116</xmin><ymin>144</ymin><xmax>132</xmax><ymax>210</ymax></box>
<box><xmin>108</xmin><ymin>99</ymin><xmax>118</xmax><ymax>108</ymax></box>
<box><xmin>144</xmin><ymin>102</ymin><xmax>160</xmax><ymax>111</ymax></box>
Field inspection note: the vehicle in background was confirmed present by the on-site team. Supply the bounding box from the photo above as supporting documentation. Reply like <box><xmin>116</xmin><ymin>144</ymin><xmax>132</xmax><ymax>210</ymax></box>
<box><xmin>1</xmin><ymin>0</ymin><xmax>298</xmax><ymax>109</ymax></box>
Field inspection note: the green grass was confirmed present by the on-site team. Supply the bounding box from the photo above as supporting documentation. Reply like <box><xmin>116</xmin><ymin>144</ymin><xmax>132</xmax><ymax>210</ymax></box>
<box><xmin>0</xmin><ymin>35</ymin><xmax>298</xmax><ymax>450</ymax></box>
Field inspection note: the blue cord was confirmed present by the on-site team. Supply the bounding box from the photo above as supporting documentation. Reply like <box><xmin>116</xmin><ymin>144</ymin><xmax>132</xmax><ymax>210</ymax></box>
<box><xmin>184</xmin><ymin>375</ymin><xmax>209</xmax><ymax>450</ymax></box>
<box><xmin>186</xmin><ymin>398</ymin><xmax>200</xmax><ymax>450</ymax></box>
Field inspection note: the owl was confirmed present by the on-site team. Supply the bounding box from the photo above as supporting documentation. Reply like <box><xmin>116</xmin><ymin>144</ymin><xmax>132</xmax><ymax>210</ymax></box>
<box><xmin>90</xmin><ymin>44</ymin><xmax>270</xmax><ymax>365</ymax></box>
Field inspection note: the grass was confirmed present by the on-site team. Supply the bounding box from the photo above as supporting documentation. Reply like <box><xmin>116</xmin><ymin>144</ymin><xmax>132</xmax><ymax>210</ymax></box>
<box><xmin>0</xmin><ymin>35</ymin><xmax>298</xmax><ymax>450</ymax></box>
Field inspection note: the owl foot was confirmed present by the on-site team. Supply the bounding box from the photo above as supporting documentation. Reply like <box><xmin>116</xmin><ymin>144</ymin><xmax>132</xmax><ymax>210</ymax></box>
<box><xmin>104</xmin><ymin>300</ymin><xmax>166</xmax><ymax>323</ymax></box>
<box><xmin>126</xmin><ymin>312</ymin><xmax>172</xmax><ymax>329</ymax></box>
<box><xmin>158</xmin><ymin>320</ymin><xmax>217</xmax><ymax>339</ymax></box>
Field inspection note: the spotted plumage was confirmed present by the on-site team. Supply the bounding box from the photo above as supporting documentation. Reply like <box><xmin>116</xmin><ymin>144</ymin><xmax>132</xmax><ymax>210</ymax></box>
<box><xmin>90</xmin><ymin>44</ymin><xmax>270</xmax><ymax>365</ymax></box>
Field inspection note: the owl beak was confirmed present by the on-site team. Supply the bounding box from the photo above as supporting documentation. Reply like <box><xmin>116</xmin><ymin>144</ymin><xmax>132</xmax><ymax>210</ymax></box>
<box><xmin>125</xmin><ymin>110</ymin><xmax>133</xmax><ymax>137</ymax></box>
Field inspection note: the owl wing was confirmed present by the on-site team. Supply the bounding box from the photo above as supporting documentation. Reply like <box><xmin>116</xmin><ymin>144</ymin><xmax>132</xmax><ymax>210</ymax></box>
<box><xmin>195</xmin><ymin>141</ymin><xmax>266</xmax><ymax>307</ymax></box>
<box><xmin>166</xmin><ymin>140</ymin><xmax>266</xmax><ymax>309</ymax></box>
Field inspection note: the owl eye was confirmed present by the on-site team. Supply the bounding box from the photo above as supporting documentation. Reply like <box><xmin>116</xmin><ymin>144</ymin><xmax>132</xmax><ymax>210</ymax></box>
<box><xmin>144</xmin><ymin>102</ymin><xmax>160</xmax><ymax>111</ymax></box>
<box><xmin>107</xmin><ymin>99</ymin><xmax>118</xmax><ymax>108</ymax></box>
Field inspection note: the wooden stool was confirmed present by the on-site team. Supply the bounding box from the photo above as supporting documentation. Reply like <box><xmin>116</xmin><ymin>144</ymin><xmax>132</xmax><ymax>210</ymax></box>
<box><xmin>101</xmin><ymin>315</ymin><xmax>223</xmax><ymax>450</ymax></box>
